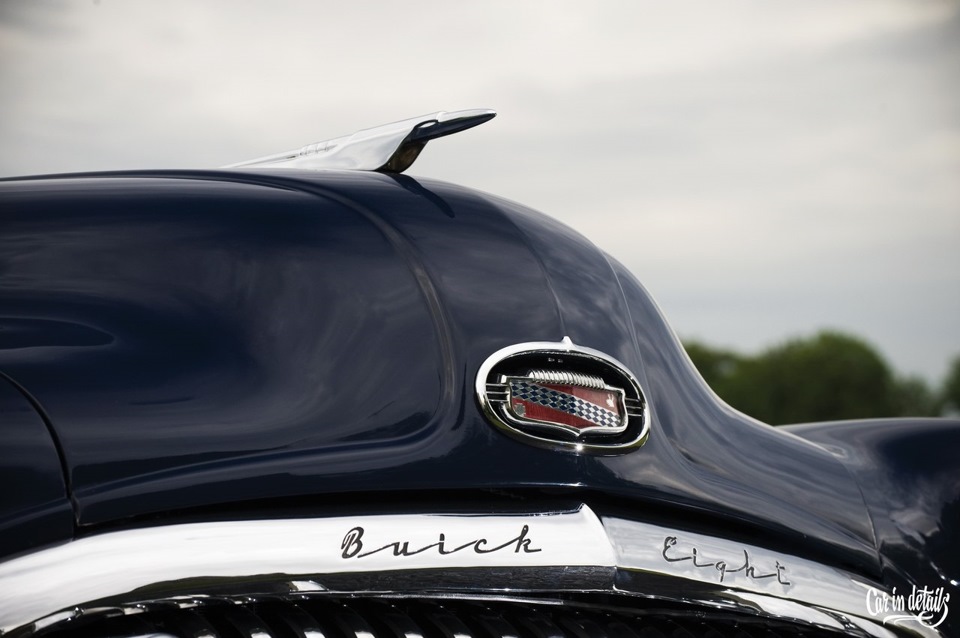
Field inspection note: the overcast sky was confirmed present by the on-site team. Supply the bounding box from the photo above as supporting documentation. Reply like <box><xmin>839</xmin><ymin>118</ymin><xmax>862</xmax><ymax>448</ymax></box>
<box><xmin>2</xmin><ymin>0</ymin><xmax>958</xmax><ymax>384</ymax></box>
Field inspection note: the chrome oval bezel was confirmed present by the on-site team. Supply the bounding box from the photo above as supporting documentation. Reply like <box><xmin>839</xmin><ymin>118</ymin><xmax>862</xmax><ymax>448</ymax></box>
<box><xmin>476</xmin><ymin>337</ymin><xmax>650</xmax><ymax>453</ymax></box>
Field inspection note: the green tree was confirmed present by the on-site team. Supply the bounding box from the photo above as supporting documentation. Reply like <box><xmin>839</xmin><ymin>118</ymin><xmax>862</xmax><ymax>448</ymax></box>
<box><xmin>942</xmin><ymin>355</ymin><xmax>960</xmax><ymax>415</ymax></box>
<box><xmin>684</xmin><ymin>331</ymin><xmax>939</xmax><ymax>425</ymax></box>
<box><xmin>893</xmin><ymin>375</ymin><xmax>941</xmax><ymax>418</ymax></box>
<box><xmin>683</xmin><ymin>340</ymin><xmax>742</xmax><ymax>400</ymax></box>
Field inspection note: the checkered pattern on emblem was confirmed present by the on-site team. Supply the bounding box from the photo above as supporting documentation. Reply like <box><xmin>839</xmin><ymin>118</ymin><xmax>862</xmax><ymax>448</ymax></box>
<box><xmin>509</xmin><ymin>380</ymin><xmax>621</xmax><ymax>428</ymax></box>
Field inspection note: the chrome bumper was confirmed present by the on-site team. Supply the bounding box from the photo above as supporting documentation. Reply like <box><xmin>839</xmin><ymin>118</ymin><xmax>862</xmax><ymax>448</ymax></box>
<box><xmin>0</xmin><ymin>505</ymin><xmax>938</xmax><ymax>637</ymax></box>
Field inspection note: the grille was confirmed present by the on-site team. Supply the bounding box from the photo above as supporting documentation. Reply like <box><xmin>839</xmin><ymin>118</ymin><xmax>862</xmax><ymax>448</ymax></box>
<box><xmin>38</xmin><ymin>596</ymin><xmax>849</xmax><ymax>638</ymax></box>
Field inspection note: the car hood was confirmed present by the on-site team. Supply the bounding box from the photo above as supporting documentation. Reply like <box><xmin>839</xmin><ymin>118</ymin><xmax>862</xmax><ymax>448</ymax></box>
<box><xmin>0</xmin><ymin>169</ymin><xmax>877</xmax><ymax>576</ymax></box>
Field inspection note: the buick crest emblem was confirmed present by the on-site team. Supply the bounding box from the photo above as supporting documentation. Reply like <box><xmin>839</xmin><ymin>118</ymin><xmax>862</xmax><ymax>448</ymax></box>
<box><xmin>505</xmin><ymin>371</ymin><xmax>628</xmax><ymax>436</ymax></box>
<box><xmin>476</xmin><ymin>337</ymin><xmax>649</xmax><ymax>452</ymax></box>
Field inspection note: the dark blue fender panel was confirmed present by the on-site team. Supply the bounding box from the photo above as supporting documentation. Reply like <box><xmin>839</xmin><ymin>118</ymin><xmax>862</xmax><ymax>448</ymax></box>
<box><xmin>787</xmin><ymin>417</ymin><xmax>960</xmax><ymax>629</ymax></box>
<box><xmin>0</xmin><ymin>373</ymin><xmax>71</xmax><ymax>558</ymax></box>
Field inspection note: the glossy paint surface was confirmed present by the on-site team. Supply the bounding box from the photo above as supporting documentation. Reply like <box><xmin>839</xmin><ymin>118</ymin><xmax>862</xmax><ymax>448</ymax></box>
<box><xmin>0</xmin><ymin>168</ymin><xmax>937</xmax><ymax>588</ymax></box>
<box><xmin>0</xmin><ymin>374</ymin><xmax>71</xmax><ymax>558</ymax></box>
<box><xmin>788</xmin><ymin>419</ymin><xmax>960</xmax><ymax>637</ymax></box>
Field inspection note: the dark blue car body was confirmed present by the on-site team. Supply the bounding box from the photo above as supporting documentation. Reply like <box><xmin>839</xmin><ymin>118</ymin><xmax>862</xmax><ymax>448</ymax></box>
<box><xmin>1</xmin><ymin>164</ymin><xmax>957</xmax><ymax>637</ymax></box>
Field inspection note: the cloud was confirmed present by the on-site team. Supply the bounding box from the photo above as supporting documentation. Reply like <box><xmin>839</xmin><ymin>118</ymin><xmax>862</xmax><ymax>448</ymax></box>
<box><xmin>1</xmin><ymin>0</ymin><xmax>958</xmax><ymax>381</ymax></box>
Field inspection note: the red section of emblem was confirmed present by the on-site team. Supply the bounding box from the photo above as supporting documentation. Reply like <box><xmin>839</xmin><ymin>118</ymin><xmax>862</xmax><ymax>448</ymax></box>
<box><xmin>508</xmin><ymin>381</ymin><xmax>624</xmax><ymax>433</ymax></box>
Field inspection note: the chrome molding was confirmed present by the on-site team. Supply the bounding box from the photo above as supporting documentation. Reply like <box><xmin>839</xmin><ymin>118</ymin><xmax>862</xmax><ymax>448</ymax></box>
<box><xmin>225</xmin><ymin>108</ymin><xmax>495</xmax><ymax>173</ymax></box>
<box><xmin>475</xmin><ymin>337</ymin><xmax>650</xmax><ymax>452</ymax></box>
<box><xmin>0</xmin><ymin>505</ymin><xmax>941</xmax><ymax>637</ymax></box>
<box><xmin>603</xmin><ymin>517</ymin><xmax>926</xmax><ymax>636</ymax></box>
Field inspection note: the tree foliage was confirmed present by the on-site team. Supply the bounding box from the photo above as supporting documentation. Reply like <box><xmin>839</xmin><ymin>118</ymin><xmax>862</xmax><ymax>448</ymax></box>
<box><xmin>684</xmin><ymin>331</ymin><xmax>945</xmax><ymax>425</ymax></box>
<box><xmin>943</xmin><ymin>356</ymin><xmax>960</xmax><ymax>415</ymax></box>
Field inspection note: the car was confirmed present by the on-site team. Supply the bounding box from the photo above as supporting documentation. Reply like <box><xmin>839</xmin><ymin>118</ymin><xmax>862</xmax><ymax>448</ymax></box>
<box><xmin>1</xmin><ymin>109</ymin><xmax>957</xmax><ymax>638</ymax></box>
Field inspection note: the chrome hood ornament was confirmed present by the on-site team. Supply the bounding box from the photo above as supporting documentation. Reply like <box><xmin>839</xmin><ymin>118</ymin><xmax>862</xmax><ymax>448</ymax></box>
<box><xmin>476</xmin><ymin>337</ymin><xmax>649</xmax><ymax>452</ymax></box>
<box><xmin>226</xmin><ymin>108</ymin><xmax>495</xmax><ymax>173</ymax></box>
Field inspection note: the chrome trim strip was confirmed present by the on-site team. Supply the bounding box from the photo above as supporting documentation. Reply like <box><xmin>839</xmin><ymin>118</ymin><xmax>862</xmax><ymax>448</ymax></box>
<box><xmin>602</xmin><ymin>517</ymin><xmax>909</xmax><ymax>634</ymax></box>
<box><xmin>0</xmin><ymin>506</ymin><xmax>611</xmax><ymax>635</ymax></box>
<box><xmin>0</xmin><ymin>505</ymin><xmax>941</xmax><ymax>637</ymax></box>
